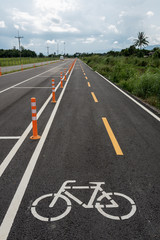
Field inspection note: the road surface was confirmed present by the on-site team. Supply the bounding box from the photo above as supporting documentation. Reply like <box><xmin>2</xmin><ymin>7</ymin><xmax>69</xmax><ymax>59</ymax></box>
<box><xmin>0</xmin><ymin>59</ymin><xmax>160</xmax><ymax>240</ymax></box>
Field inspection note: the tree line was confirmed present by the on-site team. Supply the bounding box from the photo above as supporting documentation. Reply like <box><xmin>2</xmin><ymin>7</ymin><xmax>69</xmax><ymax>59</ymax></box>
<box><xmin>0</xmin><ymin>48</ymin><xmax>39</xmax><ymax>58</ymax></box>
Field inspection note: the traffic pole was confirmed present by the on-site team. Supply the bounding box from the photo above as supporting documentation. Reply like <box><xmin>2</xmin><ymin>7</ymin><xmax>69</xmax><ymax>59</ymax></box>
<box><xmin>60</xmin><ymin>72</ymin><xmax>63</xmax><ymax>88</ymax></box>
<box><xmin>64</xmin><ymin>68</ymin><xmax>67</xmax><ymax>81</ymax></box>
<box><xmin>64</xmin><ymin>69</ymin><xmax>67</xmax><ymax>81</ymax></box>
<box><xmin>30</xmin><ymin>98</ymin><xmax>41</xmax><ymax>140</ymax></box>
<box><xmin>51</xmin><ymin>79</ymin><xmax>56</xmax><ymax>103</ymax></box>
<box><xmin>0</xmin><ymin>67</ymin><xmax>2</xmax><ymax>76</ymax></box>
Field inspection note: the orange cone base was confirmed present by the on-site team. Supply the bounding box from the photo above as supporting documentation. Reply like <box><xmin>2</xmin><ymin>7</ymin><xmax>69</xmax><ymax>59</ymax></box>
<box><xmin>30</xmin><ymin>135</ymin><xmax>41</xmax><ymax>140</ymax></box>
<box><xmin>51</xmin><ymin>100</ymin><xmax>56</xmax><ymax>103</ymax></box>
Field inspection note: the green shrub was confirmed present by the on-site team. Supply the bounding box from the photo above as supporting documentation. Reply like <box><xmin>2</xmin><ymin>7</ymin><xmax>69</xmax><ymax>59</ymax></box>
<box><xmin>133</xmin><ymin>72</ymin><xmax>160</xmax><ymax>99</ymax></box>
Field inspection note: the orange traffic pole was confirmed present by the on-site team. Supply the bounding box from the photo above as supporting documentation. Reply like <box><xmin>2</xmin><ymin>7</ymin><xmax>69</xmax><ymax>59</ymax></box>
<box><xmin>69</xmin><ymin>65</ymin><xmax>71</xmax><ymax>73</ymax></box>
<box><xmin>30</xmin><ymin>98</ymin><xmax>41</xmax><ymax>140</ymax></box>
<box><xmin>0</xmin><ymin>67</ymin><xmax>2</xmax><ymax>76</ymax></box>
<box><xmin>60</xmin><ymin>72</ymin><xmax>63</xmax><ymax>88</ymax></box>
<box><xmin>51</xmin><ymin>79</ymin><xmax>56</xmax><ymax>103</ymax></box>
<box><xmin>64</xmin><ymin>69</ymin><xmax>67</xmax><ymax>81</ymax></box>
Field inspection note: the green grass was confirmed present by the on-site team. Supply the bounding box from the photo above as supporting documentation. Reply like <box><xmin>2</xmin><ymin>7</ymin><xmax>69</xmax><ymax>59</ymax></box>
<box><xmin>0</xmin><ymin>57</ymin><xmax>58</xmax><ymax>67</ymax></box>
<box><xmin>81</xmin><ymin>55</ymin><xmax>160</xmax><ymax>110</ymax></box>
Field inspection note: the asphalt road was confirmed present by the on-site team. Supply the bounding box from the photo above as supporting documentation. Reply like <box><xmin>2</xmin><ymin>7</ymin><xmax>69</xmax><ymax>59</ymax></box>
<box><xmin>0</xmin><ymin>59</ymin><xmax>160</xmax><ymax>240</ymax></box>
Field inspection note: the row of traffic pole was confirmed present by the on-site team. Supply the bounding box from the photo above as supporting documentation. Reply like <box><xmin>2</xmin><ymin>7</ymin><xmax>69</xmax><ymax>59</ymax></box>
<box><xmin>30</xmin><ymin>59</ymin><xmax>76</xmax><ymax>140</ymax></box>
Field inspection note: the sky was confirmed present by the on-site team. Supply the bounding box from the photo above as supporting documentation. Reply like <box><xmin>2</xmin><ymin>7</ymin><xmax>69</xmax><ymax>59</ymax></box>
<box><xmin>0</xmin><ymin>0</ymin><xmax>160</xmax><ymax>55</ymax></box>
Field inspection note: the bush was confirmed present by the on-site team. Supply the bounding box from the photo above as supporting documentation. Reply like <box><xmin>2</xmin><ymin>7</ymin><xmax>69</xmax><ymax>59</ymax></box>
<box><xmin>133</xmin><ymin>72</ymin><xmax>160</xmax><ymax>99</ymax></box>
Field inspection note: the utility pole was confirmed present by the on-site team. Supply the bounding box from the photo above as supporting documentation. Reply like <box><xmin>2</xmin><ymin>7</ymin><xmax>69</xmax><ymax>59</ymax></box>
<box><xmin>56</xmin><ymin>41</ymin><xmax>59</xmax><ymax>55</ymax></box>
<box><xmin>64</xmin><ymin>42</ymin><xmax>65</xmax><ymax>55</ymax></box>
<box><xmin>47</xmin><ymin>45</ymin><xmax>49</xmax><ymax>56</ymax></box>
<box><xmin>15</xmin><ymin>31</ymin><xmax>23</xmax><ymax>63</ymax></box>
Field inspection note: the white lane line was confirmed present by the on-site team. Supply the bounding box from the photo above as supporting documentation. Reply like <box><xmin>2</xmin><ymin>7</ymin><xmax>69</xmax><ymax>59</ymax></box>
<box><xmin>0</xmin><ymin>62</ymin><xmax>67</xmax><ymax>94</ymax></box>
<box><xmin>96</xmin><ymin>71</ymin><xmax>160</xmax><ymax>122</ymax></box>
<box><xmin>33</xmin><ymin>75</ymin><xmax>60</xmax><ymax>78</ymax></box>
<box><xmin>0</xmin><ymin>61</ymin><xmax>76</xmax><ymax>240</ymax></box>
<box><xmin>0</xmin><ymin>137</ymin><xmax>21</xmax><ymax>140</ymax></box>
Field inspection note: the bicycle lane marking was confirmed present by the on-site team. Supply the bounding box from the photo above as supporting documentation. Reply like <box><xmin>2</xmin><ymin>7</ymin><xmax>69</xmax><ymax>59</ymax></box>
<box><xmin>0</xmin><ymin>60</ymin><xmax>76</xmax><ymax>240</ymax></box>
<box><xmin>30</xmin><ymin>180</ymin><xmax>137</xmax><ymax>222</ymax></box>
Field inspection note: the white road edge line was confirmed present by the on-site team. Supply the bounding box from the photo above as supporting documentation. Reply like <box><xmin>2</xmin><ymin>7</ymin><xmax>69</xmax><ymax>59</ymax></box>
<box><xmin>0</xmin><ymin>61</ymin><xmax>76</xmax><ymax>240</ymax></box>
<box><xmin>0</xmin><ymin>61</ymin><xmax>66</xmax><ymax>94</ymax></box>
<box><xmin>96</xmin><ymin>71</ymin><xmax>160</xmax><ymax>122</ymax></box>
<box><xmin>0</xmin><ymin>137</ymin><xmax>21</xmax><ymax>140</ymax></box>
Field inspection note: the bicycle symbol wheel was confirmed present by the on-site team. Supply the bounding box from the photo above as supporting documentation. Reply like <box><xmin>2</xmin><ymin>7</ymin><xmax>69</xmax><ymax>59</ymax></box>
<box><xmin>31</xmin><ymin>193</ymin><xmax>72</xmax><ymax>222</ymax></box>
<box><xmin>96</xmin><ymin>192</ymin><xmax>136</xmax><ymax>220</ymax></box>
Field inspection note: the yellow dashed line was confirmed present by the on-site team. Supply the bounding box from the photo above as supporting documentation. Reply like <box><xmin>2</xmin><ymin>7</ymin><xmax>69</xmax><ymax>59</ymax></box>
<box><xmin>102</xmin><ymin>117</ymin><xmax>123</xmax><ymax>156</ymax></box>
<box><xmin>88</xmin><ymin>82</ymin><xmax>91</xmax><ymax>87</ymax></box>
<box><xmin>91</xmin><ymin>92</ymin><xmax>98</xmax><ymax>103</ymax></box>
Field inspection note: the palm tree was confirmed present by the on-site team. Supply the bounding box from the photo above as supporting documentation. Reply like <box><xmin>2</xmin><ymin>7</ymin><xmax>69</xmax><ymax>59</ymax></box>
<box><xmin>134</xmin><ymin>32</ymin><xmax>149</xmax><ymax>49</ymax></box>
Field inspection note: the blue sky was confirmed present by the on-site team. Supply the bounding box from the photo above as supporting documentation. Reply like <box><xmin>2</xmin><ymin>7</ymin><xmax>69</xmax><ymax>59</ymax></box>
<box><xmin>0</xmin><ymin>0</ymin><xmax>160</xmax><ymax>55</ymax></box>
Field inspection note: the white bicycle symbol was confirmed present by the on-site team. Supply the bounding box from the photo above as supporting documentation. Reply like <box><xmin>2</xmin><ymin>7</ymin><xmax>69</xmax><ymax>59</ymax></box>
<box><xmin>31</xmin><ymin>180</ymin><xmax>136</xmax><ymax>222</ymax></box>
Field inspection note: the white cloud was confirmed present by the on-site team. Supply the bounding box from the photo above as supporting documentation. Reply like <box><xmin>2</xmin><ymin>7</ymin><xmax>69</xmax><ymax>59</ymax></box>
<box><xmin>23</xmin><ymin>40</ymin><xmax>34</xmax><ymax>48</ymax></box>
<box><xmin>11</xmin><ymin>7</ymin><xmax>79</xmax><ymax>34</ymax></box>
<box><xmin>119</xmin><ymin>11</ymin><xmax>126</xmax><ymax>18</ymax></box>
<box><xmin>146</xmin><ymin>11</ymin><xmax>154</xmax><ymax>17</ymax></box>
<box><xmin>82</xmin><ymin>37</ymin><xmax>96</xmax><ymax>44</ymax></box>
<box><xmin>100</xmin><ymin>16</ymin><xmax>106</xmax><ymax>21</ymax></box>
<box><xmin>108</xmin><ymin>25</ymin><xmax>119</xmax><ymax>34</ymax></box>
<box><xmin>117</xmin><ymin>19</ymin><xmax>123</xmax><ymax>25</ymax></box>
<box><xmin>127</xmin><ymin>36</ymin><xmax>135</xmax><ymax>41</ymax></box>
<box><xmin>150</xmin><ymin>24</ymin><xmax>160</xmax><ymax>31</ymax></box>
<box><xmin>34</xmin><ymin>0</ymin><xmax>78</xmax><ymax>12</ymax></box>
<box><xmin>0</xmin><ymin>21</ymin><xmax>6</xmax><ymax>28</ymax></box>
<box><xmin>14</xmin><ymin>24</ymin><xmax>20</xmax><ymax>30</ymax></box>
<box><xmin>46</xmin><ymin>40</ymin><xmax>56</xmax><ymax>45</ymax></box>
<box><xmin>114</xmin><ymin>41</ymin><xmax>118</xmax><ymax>44</ymax></box>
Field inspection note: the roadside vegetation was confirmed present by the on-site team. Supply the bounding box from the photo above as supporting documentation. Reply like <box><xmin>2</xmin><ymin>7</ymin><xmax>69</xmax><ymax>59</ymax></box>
<box><xmin>81</xmin><ymin>47</ymin><xmax>160</xmax><ymax>110</ymax></box>
<box><xmin>0</xmin><ymin>48</ymin><xmax>61</xmax><ymax>67</ymax></box>
<box><xmin>0</xmin><ymin>57</ymin><xmax>58</xmax><ymax>67</ymax></box>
